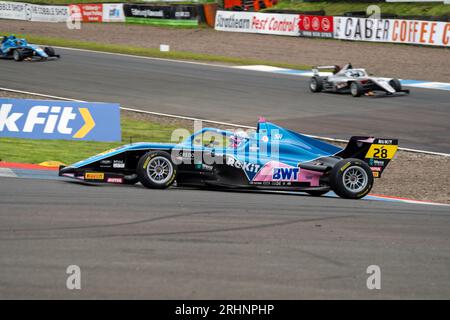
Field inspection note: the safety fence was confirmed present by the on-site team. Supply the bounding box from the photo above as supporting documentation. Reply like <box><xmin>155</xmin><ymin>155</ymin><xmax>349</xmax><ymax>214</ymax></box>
<box><xmin>0</xmin><ymin>1</ymin><xmax>448</xmax><ymax>46</ymax></box>
<box><xmin>214</xmin><ymin>10</ymin><xmax>450</xmax><ymax>47</ymax></box>
<box><xmin>0</xmin><ymin>1</ymin><xmax>218</xmax><ymax>27</ymax></box>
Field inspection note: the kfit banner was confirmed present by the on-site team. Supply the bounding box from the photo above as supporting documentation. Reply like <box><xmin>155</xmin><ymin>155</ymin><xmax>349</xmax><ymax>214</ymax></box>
<box><xmin>0</xmin><ymin>99</ymin><xmax>121</xmax><ymax>142</ymax></box>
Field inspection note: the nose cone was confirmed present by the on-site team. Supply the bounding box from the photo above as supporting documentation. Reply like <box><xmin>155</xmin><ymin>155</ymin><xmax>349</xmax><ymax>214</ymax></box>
<box><xmin>58</xmin><ymin>165</ymin><xmax>75</xmax><ymax>176</ymax></box>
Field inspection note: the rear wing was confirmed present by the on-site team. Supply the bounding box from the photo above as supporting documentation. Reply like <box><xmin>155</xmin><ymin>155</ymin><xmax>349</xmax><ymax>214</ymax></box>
<box><xmin>312</xmin><ymin>65</ymin><xmax>338</xmax><ymax>76</ymax></box>
<box><xmin>337</xmin><ymin>137</ymin><xmax>398</xmax><ymax>178</ymax></box>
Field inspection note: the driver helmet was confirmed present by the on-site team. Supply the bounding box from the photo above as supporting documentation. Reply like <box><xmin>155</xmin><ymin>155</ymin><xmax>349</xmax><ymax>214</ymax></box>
<box><xmin>229</xmin><ymin>130</ymin><xmax>249</xmax><ymax>148</ymax></box>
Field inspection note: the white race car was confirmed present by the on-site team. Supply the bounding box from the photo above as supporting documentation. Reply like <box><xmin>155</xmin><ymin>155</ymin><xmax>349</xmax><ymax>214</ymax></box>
<box><xmin>309</xmin><ymin>63</ymin><xmax>409</xmax><ymax>97</ymax></box>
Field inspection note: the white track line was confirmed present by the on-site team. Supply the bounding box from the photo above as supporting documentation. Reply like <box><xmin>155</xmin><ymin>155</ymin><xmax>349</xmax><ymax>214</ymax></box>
<box><xmin>1</xmin><ymin>86</ymin><xmax>449</xmax><ymax>157</ymax></box>
<box><xmin>51</xmin><ymin>46</ymin><xmax>232</xmax><ymax>69</ymax></box>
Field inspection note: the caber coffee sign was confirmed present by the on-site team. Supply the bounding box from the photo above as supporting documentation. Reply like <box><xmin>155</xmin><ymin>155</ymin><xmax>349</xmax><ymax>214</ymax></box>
<box><xmin>334</xmin><ymin>16</ymin><xmax>450</xmax><ymax>47</ymax></box>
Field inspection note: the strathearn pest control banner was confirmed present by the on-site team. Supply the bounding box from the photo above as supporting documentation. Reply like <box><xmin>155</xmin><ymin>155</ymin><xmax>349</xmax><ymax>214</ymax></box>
<box><xmin>334</xmin><ymin>16</ymin><xmax>450</xmax><ymax>47</ymax></box>
<box><xmin>215</xmin><ymin>10</ymin><xmax>300</xmax><ymax>36</ymax></box>
<box><xmin>0</xmin><ymin>99</ymin><xmax>121</xmax><ymax>142</ymax></box>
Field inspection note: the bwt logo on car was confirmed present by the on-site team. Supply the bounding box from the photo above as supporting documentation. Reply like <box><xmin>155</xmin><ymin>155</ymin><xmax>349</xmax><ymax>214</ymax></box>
<box><xmin>272</xmin><ymin>167</ymin><xmax>299</xmax><ymax>180</ymax></box>
<box><xmin>0</xmin><ymin>98</ymin><xmax>121</xmax><ymax>142</ymax></box>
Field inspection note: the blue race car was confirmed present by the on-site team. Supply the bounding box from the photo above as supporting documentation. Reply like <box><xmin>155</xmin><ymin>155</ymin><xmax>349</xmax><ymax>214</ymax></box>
<box><xmin>59</xmin><ymin>119</ymin><xmax>398</xmax><ymax>199</ymax></box>
<box><xmin>1</xmin><ymin>35</ymin><xmax>60</xmax><ymax>61</ymax></box>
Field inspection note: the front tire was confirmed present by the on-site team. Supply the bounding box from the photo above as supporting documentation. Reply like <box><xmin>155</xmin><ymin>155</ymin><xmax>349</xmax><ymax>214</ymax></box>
<box><xmin>137</xmin><ymin>151</ymin><xmax>177</xmax><ymax>189</ymax></box>
<box><xmin>389</xmin><ymin>79</ymin><xmax>402</xmax><ymax>92</ymax></box>
<box><xmin>13</xmin><ymin>49</ymin><xmax>24</xmax><ymax>61</ymax></box>
<box><xmin>309</xmin><ymin>76</ymin><xmax>323</xmax><ymax>92</ymax></box>
<box><xmin>350</xmin><ymin>82</ymin><xmax>364</xmax><ymax>97</ymax></box>
<box><xmin>329</xmin><ymin>158</ymin><xmax>373</xmax><ymax>199</ymax></box>
<box><xmin>44</xmin><ymin>46</ymin><xmax>55</xmax><ymax>57</ymax></box>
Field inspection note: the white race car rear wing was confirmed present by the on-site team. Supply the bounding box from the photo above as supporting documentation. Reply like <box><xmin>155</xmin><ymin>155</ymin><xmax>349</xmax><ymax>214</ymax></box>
<box><xmin>312</xmin><ymin>65</ymin><xmax>338</xmax><ymax>75</ymax></box>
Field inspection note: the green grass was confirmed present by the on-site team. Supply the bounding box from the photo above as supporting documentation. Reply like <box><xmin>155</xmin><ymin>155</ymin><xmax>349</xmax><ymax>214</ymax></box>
<box><xmin>1</xmin><ymin>32</ymin><xmax>311</xmax><ymax>70</ymax></box>
<box><xmin>0</xmin><ymin>116</ymin><xmax>186</xmax><ymax>164</ymax></box>
<box><xmin>268</xmin><ymin>1</ymin><xmax>450</xmax><ymax>17</ymax></box>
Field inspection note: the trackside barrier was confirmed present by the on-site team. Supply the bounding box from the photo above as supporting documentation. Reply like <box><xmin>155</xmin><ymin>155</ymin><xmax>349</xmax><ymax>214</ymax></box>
<box><xmin>333</xmin><ymin>16</ymin><xmax>450</xmax><ymax>47</ymax></box>
<box><xmin>214</xmin><ymin>10</ymin><xmax>450</xmax><ymax>47</ymax></box>
<box><xmin>0</xmin><ymin>1</ymin><xmax>125</xmax><ymax>22</ymax></box>
<box><xmin>0</xmin><ymin>2</ymin><xmax>212</xmax><ymax>26</ymax></box>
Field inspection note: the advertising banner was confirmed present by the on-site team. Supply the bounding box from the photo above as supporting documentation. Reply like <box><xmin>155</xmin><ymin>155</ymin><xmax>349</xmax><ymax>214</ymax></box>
<box><xmin>0</xmin><ymin>1</ymin><xmax>68</xmax><ymax>22</ymax></box>
<box><xmin>123</xmin><ymin>4</ymin><xmax>198</xmax><ymax>26</ymax></box>
<box><xmin>0</xmin><ymin>99</ymin><xmax>121</xmax><ymax>142</ymax></box>
<box><xmin>299</xmin><ymin>15</ymin><xmax>333</xmax><ymax>38</ymax></box>
<box><xmin>103</xmin><ymin>3</ymin><xmax>125</xmax><ymax>22</ymax></box>
<box><xmin>215</xmin><ymin>10</ymin><xmax>300</xmax><ymax>36</ymax></box>
<box><xmin>27</xmin><ymin>4</ymin><xmax>69</xmax><ymax>22</ymax></box>
<box><xmin>334</xmin><ymin>16</ymin><xmax>450</xmax><ymax>47</ymax></box>
<box><xmin>69</xmin><ymin>4</ymin><xmax>103</xmax><ymax>23</ymax></box>
<box><xmin>0</xmin><ymin>1</ymin><xmax>26</xmax><ymax>20</ymax></box>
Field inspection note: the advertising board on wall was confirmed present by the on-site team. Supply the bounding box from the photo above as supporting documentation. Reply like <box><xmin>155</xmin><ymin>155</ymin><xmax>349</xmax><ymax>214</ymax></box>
<box><xmin>0</xmin><ymin>1</ymin><xmax>125</xmax><ymax>23</ymax></box>
<box><xmin>0</xmin><ymin>1</ymin><xmax>26</xmax><ymax>20</ymax></box>
<box><xmin>69</xmin><ymin>4</ymin><xmax>103</xmax><ymax>23</ymax></box>
<box><xmin>27</xmin><ymin>3</ymin><xmax>69</xmax><ymax>22</ymax></box>
<box><xmin>103</xmin><ymin>3</ymin><xmax>125</xmax><ymax>22</ymax></box>
<box><xmin>299</xmin><ymin>15</ymin><xmax>333</xmax><ymax>38</ymax></box>
<box><xmin>123</xmin><ymin>4</ymin><xmax>198</xmax><ymax>26</ymax></box>
<box><xmin>0</xmin><ymin>1</ymin><xmax>68</xmax><ymax>22</ymax></box>
<box><xmin>334</xmin><ymin>16</ymin><xmax>450</xmax><ymax>47</ymax></box>
<box><xmin>0</xmin><ymin>99</ymin><xmax>121</xmax><ymax>142</ymax></box>
<box><xmin>215</xmin><ymin>10</ymin><xmax>300</xmax><ymax>36</ymax></box>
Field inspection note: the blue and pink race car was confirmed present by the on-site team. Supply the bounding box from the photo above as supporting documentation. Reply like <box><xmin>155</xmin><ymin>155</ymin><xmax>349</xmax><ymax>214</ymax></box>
<box><xmin>59</xmin><ymin>119</ymin><xmax>398</xmax><ymax>199</ymax></box>
<box><xmin>1</xmin><ymin>35</ymin><xmax>60</xmax><ymax>61</ymax></box>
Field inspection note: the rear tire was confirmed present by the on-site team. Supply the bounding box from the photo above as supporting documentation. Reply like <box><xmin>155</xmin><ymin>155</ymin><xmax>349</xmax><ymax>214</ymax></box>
<box><xmin>137</xmin><ymin>151</ymin><xmax>177</xmax><ymax>189</ymax></box>
<box><xmin>389</xmin><ymin>79</ymin><xmax>402</xmax><ymax>92</ymax></box>
<box><xmin>13</xmin><ymin>49</ymin><xmax>24</xmax><ymax>61</ymax></box>
<box><xmin>329</xmin><ymin>158</ymin><xmax>373</xmax><ymax>199</ymax></box>
<box><xmin>309</xmin><ymin>76</ymin><xmax>323</xmax><ymax>92</ymax></box>
<box><xmin>350</xmin><ymin>82</ymin><xmax>364</xmax><ymax>97</ymax></box>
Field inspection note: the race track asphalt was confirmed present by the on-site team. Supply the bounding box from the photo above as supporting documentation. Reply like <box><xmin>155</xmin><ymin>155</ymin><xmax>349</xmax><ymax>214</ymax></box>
<box><xmin>0</xmin><ymin>177</ymin><xmax>449</xmax><ymax>299</ymax></box>
<box><xmin>0</xmin><ymin>48</ymin><xmax>449</xmax><ymax>153</ymax></box>
<box><xmin>1</xmin><ymin>48</ymin><xmax>450</xmax><ymax>299</ymax></box>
